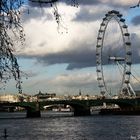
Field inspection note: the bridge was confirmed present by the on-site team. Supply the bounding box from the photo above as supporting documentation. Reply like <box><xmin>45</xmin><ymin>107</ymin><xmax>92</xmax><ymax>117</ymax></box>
<box><xmin>1</xmin><ymin>98</ymin><xmax>140</xmax><ymax>117</ymax></box>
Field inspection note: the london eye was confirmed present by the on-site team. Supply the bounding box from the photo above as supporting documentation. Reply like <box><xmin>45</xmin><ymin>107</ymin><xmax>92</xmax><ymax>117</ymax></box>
<box><xmin>96</xmin><ymin>10</ymin><xmax>135</xmax><ymax>98</ymax></box>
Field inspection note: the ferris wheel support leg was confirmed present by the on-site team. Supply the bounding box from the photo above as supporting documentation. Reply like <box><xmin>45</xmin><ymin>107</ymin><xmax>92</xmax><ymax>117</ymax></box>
<box><xmin>128</xmin><ymin>83</ymin><xmax>136</xmax><ymax>97</ymax></box>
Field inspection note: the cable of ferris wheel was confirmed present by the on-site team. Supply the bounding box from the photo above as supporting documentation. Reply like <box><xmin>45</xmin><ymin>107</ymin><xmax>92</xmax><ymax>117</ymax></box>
<box><xmin>131</xmin><ymin>66</ymin><xmax>140</xmax><ymax>84</ymax></box>
<box><xmin>116</xmin><ymin>62</ymin><xmax>138</xmax><ymax>96</ymax></box>
<box><xmin>116</xmin><ymin>61</ymin><xmax>123</xmax><ymax>76</ymax></box>
<box><xmin>116</xmin><ymin>61</ymin><xmax>133</xmax><ymax>96</ymax></box>
<box><xmin>118</xmin><ymin>62</ymin><xmax>140</xmax><ymax>84</ymax></box>
<box><xmin>131</xmin><ymin>73</ymin><xmax>140</xmax><ymax>84</ymax></box>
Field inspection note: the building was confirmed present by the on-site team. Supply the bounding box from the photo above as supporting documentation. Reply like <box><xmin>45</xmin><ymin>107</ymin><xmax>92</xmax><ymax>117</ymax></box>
<box><xmin>34</xmin><ymin>91</ymin><xmax>56</xmax><ymax>101</ymax></box>
<box><xmin>18</xmin><ymin>93</ymin><xmax>37</xmax><ymax>102</ymax></box>
<box><xmin>0</xmin><ymin>94</ymin><xmax>19</xmax><ymax>103</ymax></box>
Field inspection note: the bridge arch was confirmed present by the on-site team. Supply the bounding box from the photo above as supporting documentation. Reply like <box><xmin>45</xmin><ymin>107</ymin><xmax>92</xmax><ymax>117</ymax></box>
<box><xmin>40</xmin><ymin>100</ymin><xmax>91</xmax><ymax>116</ymax></box>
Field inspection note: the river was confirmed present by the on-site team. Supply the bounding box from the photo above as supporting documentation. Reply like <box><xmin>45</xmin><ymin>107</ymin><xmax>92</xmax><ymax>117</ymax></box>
<box><xmin>0</xmin><ymin>112</ymin><xmax>140</xmax><ymax>140</ymax></box>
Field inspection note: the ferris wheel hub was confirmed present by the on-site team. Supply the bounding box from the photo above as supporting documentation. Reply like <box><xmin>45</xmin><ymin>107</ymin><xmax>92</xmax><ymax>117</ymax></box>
<box><xmin>108</xmin><ymin>56</ymin><xmax>125</xmax><ymax>62</ymax></box>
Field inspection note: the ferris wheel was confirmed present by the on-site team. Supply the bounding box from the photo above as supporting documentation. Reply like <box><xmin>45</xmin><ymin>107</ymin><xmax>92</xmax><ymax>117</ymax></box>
<box><xmin>96</xmin><ymin>10</ymin><xmax>135</xmax><ymax>97</ymax></box>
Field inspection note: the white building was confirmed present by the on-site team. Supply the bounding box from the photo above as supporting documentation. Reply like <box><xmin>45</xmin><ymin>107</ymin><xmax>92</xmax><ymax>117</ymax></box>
<box><xmin>0</xmin><ymin>94</ymin><xmax>19</xmax><ymax>103</ymax></box>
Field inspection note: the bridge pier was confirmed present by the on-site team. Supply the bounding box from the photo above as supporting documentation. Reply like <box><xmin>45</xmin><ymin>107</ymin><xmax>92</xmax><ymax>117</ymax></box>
<box><xmin>26</xmin><ymin>102</ymin><xmax>41</xmax><ymax>118</ymax></box>
<box><xmin>74</xmin><ymin>106</ymin><xmax>91</xmax><ymax>116</ymax></box>
<box><xmin>26</xmin><ymin>109</ymin><xmax>41</xmax><ymax>118</ymax></box>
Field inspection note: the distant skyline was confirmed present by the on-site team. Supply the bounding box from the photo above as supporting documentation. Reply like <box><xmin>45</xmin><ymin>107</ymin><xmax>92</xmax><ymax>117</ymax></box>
<box><xmin>1</xmin><ymin>0</ymin><xmax>140</xmax><ymax>95</ymax></box>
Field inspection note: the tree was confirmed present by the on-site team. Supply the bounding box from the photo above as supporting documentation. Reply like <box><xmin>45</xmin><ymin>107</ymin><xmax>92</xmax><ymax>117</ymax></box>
<box><xmin>0</xmin><ymin>0</ymin><xmax>78</xmax><ymax>93</ymax></box>
<box><xmin>0</xmin><ymin>0</ymin><xmax>24</xmax><ymax>93</ymax></box>
<box><xmin>0</xmin><ymin>0</ymin><xmax>78</xmax><ymax>91</ymax></box>
<box><xmin>28</xmin><ymin>0</ymin><xmax>78</xmax><ymax>32</ymax></box>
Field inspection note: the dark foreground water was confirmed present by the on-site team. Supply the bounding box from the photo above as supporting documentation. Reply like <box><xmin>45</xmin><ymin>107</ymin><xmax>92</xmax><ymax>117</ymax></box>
<box><xmin>0</xmin><ymin>112</ymin><xmax>140</xmax><ymax>140</ymax></box>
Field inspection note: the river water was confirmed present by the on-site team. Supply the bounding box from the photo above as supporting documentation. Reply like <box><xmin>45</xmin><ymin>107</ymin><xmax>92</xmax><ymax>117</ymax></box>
<box><xmin>0</xmin><ymin>112</ymin><xmax>140</xmax><ymax>140</ymax></box>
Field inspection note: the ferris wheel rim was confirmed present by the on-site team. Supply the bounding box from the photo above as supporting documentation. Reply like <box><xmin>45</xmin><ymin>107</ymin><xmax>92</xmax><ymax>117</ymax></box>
<box><xmin>96</xmin><ymin>10</ymin><xmax>132</xmax><ymax>97</ymax></box>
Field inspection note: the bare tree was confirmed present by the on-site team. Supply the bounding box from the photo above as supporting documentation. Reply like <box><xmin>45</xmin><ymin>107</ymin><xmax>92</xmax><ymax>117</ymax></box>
<box><xmin>0</xmin><ymin>0</ymin><xmax>78</xmax><ymax>93</ymax></box>
<box><xmin>0</xmin><ymin>0</ymin><xmax>24</xmax><ymax>93</ymax></box>
<box><xmin>29</xmin><ymin>0</ymin><xmax>78</xmax><ymax>32</ymax></box>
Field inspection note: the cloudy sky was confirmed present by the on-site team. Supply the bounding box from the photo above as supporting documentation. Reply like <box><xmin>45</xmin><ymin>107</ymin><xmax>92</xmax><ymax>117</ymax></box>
<box><xmin>2</xmin><ymin>0</ymin><xmax>140</xmax><ymax>96</ymax></box>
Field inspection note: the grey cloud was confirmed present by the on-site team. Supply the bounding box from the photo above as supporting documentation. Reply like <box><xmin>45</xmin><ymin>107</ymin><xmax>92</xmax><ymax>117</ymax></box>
<box><xmin>39</xmin><ymin>41</ymin><xmax>47</xmax><ymax>47</ymax></box>
<box><xmin>73</xmin><ymin>7</ymin><xmax>105</xmax><ymax>22</ymax></box>
<box><xmin>37</xmin><ymin>48</ymin><xmax>96</xmax><ymax>70</ymax></box>
<box><xmin>73</xmin><ymin>3</ymin><xmax>129</xmax><ymax>22</ymax></box>
<box><xmin>48</xmin><ymin>72</ymin><xmax>98</xmax><ymax>91</ymax></box>
<box><xmin>28</xmin><ymin>0</ymin><xmax>131</xmax><ymax>8</ymax></box>
<box><xmin>131</xmin><ymin>15</ymin><xmax>140</xmax><ymax>25</ymax></box>
<box><xmin>131</xmin><ymin>33</ymin><xmax>140</xmax><ymax>64</ymax></box>
<box><xmin>28</xmin><ymin>1</ymin><xmax>52</xmax><ymax>7</ymax></box>
<box><xmin>101</xmin><ymin>33</ymin><xmax>140</xmax><ymax>65</ymax></box>
<box><xmin>23</xmin><ymin>0</ymin><xmax>130</xmax><ymax>24</ymax></box>
<box><xmin>25</xmin><ymin>70</ymin><xmax>39</xmax><ymax>77</ymax></box>
<box><xmin>22</xmin><ymin>6</ymin><xmax>53</xmax><ymax>23</ymax></box>
<box><xmin>20</xmin><ymin>69</ymin><xmax>39</xmax><ymax>78</ymax></box>
<box><xmin>77</xmin><ymin>0</ymin><xmax>131</xmax><ymax>8</ymax></box>
<box><xmin>28</xmin><ymin>0</ymin><xmax>100</xmax><ymax>6</ymax></box>
<box><xmin>75</xmin><ymin>0</ymin><xmax>100</xmax><ymax>5</ymax></box>
<box><xmin>19</xmin><ymin>43</ymin><xmax>96</xmax><ymax>70</ymax></box>
<box><xmin>18</xmin><ymin>33</ymin><xmax>140</xmax><ymax>70</ymax></box>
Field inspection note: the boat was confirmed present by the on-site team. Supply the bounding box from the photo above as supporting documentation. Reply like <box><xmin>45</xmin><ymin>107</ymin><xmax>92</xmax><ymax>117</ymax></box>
<box><xmin>99</xmin><ymin>108</ymin><xmax>140</xmax><ymax>115</ymax></box>
<box><xmin>52</xmin><ymin>108</ymin><xmax>71</xmax><ymax>112</ymax></box>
